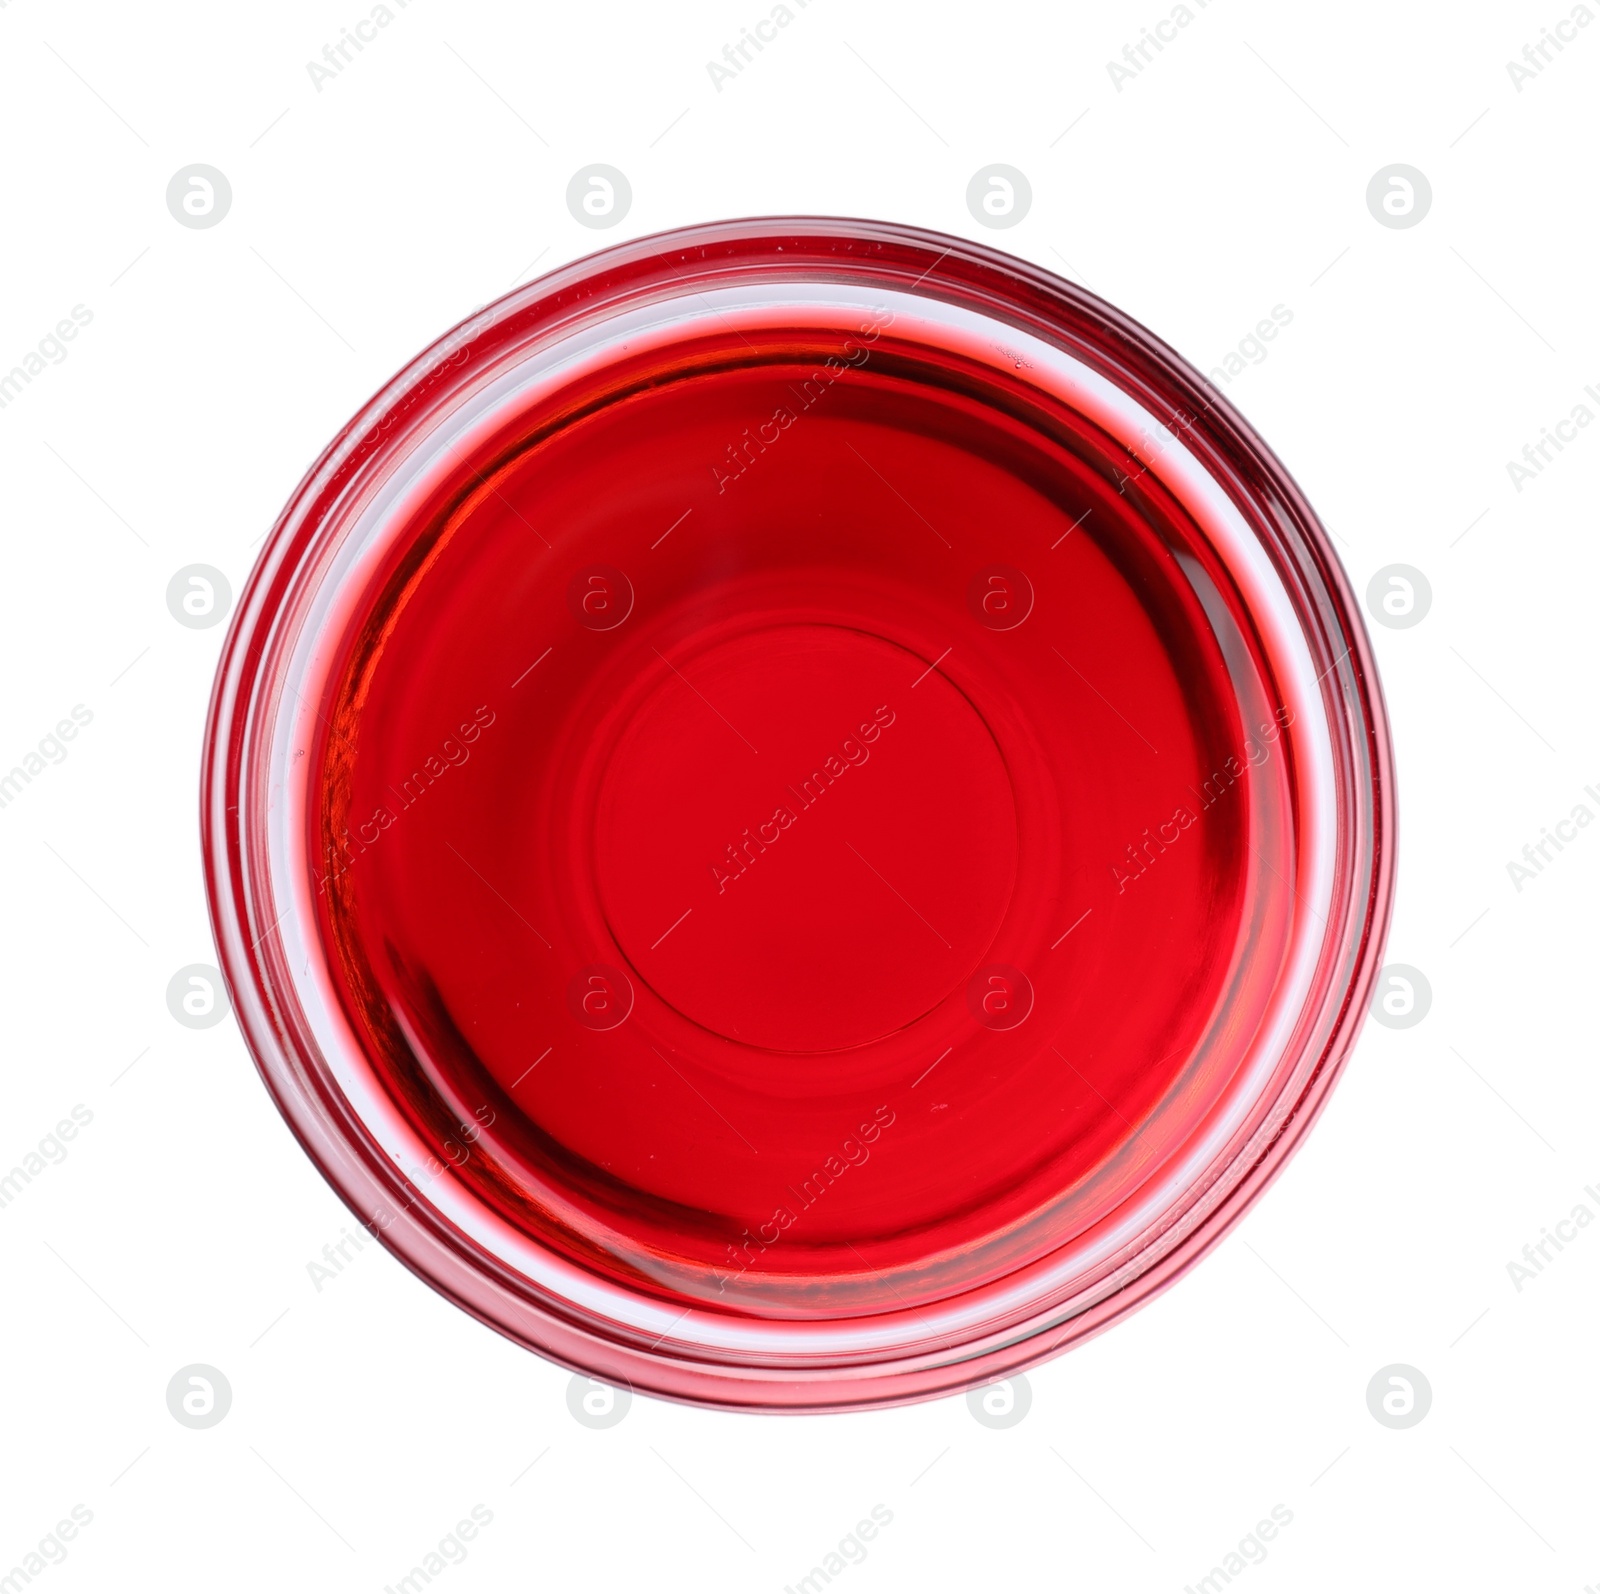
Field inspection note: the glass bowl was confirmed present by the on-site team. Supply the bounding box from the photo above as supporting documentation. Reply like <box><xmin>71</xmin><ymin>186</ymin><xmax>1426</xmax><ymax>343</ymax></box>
<box><xmin>203</xmin><ymin>218</ymin><xmax>1394</xmax><ymax>1411</ymax></box>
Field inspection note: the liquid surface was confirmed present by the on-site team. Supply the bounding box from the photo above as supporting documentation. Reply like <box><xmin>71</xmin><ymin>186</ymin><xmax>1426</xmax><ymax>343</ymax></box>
<box><xmin>313</xmin><ymin>314</ymin><xmax>1296</xmax><ymax>1315</ymax></box>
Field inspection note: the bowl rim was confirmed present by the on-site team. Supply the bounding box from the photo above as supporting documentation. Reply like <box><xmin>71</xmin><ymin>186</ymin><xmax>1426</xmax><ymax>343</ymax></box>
<box><xmin>202</xmin><ymin>215</ymin><xmax>1396</xmax><ymax>1412</ymax></box>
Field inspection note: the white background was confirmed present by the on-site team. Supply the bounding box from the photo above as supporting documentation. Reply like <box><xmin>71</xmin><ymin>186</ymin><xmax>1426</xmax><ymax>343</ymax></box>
<box><xmin>2</xmin><ymin>0</ymin><xmax>1597</xmax><ymax>1589</ymax></box>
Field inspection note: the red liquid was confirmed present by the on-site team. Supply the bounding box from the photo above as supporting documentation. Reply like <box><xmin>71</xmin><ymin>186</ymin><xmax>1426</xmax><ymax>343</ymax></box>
<box><xmin>309</xmin><ymin>310</ymin><xmax>1297</xmax><ymax>1318</ymax></box>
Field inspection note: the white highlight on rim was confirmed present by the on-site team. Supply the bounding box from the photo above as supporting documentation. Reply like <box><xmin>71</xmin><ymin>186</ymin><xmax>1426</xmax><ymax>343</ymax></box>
<box><xmin>262</xmin><ymin>280</ymin><xmax>1339</xmax><ymax>1358</ymax></box>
